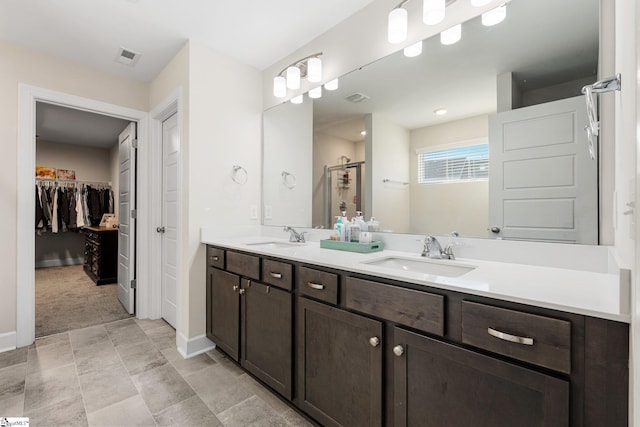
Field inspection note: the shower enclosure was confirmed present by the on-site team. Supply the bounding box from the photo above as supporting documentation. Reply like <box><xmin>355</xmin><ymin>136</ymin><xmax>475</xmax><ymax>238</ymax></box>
<box><xmin>322</xmin><ymin>161</ymin><xmax>365</xmax><ymax>229</ymax></box>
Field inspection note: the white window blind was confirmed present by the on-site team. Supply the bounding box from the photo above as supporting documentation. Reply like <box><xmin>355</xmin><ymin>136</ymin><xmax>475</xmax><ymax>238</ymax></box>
<box><xmin>417</xmin><ymin>143</ymin><xmax>489</xmax><ymax>184</ymax></box>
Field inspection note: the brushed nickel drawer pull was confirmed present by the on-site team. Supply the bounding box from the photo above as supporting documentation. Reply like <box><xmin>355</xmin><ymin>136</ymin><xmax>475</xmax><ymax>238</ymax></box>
<box><xmin>488</xmin><ymin>327</ymin><xmax>534</xmax><ymax>346</ymax></box>
<box><xmin>269</xmin><ymin>272</ymin><xmax>283</xmax><ymax>279</ymax></box>
<box><xmin>307</xmin><ymin>282</ymin><xmax>325</xmax><ymax>290</ymax></box>
<box><xmin>211</xmin><ymin>256</ymin><xmax>219</xmax><ymax>261</ymax></box>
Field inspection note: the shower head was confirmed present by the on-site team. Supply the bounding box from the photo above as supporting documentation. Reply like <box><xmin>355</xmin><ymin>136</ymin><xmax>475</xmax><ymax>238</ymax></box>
<box><xmin>340</xmin><ymin>155</ymin><xmax>351</xmax><ymax>163</ymax></box>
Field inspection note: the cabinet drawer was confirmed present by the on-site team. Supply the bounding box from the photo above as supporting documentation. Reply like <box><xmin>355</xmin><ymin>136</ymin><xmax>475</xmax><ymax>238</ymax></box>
<box><xmin>227</xmin><ymin>251</ymin><xmax>260</xmax><ymax>280</ymax></box>
<box><xmin>206</xmin><ymin>246</ymin><xmax>225</xmax><ymax>269</ymax></box>
<box><xmin>461</xmin><ymin>301</ymin><xmax>571</xmax><ymax>374</ymax></box>
<box><xmin>345</xmin><ymin>277</ymin><xmax>444</xmax><ymax>336</ymax></box>
<box><xmin>298</xmin><ymin>266</ymin><xmax>338</xmax><ymax>305</ymax></box>
<box><xmin>261</xmin><ymin>259</ymin><xmax>293</xmax><ymax>291</ymax></box>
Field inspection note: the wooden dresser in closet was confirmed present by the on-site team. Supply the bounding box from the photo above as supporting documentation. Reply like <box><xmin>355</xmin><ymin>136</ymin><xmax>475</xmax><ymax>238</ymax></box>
<box><xmin>82</xmin><ymin>226</ymin><xmax>118</xmax><ymax>285</ymax></box>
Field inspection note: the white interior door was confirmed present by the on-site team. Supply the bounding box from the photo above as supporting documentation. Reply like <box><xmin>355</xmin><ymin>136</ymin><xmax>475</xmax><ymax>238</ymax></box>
<box><xmin>160</xmin><ymin>113</ymin><xmax>179</xmax><ymax>327</ymax></box>
<box><xmin>488</xmin><ymin>95</ymin><xmax>597</xmax><ymax>244</ymax></box>
<box><xmin>118</xmin><ymin>122</ymin><xmax>136</xmax><ymax>314</ymax></box>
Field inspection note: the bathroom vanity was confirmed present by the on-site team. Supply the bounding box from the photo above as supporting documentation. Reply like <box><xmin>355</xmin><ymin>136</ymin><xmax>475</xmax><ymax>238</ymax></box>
<box><xmin>202</xmin><ymin>235</ymin><xmax>629</xmax><ymax>427</ymax></box>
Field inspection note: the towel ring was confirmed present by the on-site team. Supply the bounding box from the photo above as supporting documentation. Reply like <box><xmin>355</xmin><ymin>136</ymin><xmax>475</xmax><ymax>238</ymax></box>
<box><xmin>232</xmin><ymin>165</ymin><xmax>248</xmax><ymax>185</ymax></box>
<box><xmin>281</xmin><ymin>171</ymin><xmax>296</xmax><ymax>189</ymax></box>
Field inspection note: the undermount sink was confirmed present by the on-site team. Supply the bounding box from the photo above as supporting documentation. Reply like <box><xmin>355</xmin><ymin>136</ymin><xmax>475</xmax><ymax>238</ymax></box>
<box><xmin>245</xmin><ymin>241</ymin><xmax>305</xmax><ymax>250</ymax></box>
<box><xmin>362</xmin><ymin>256</ymin><xmax>476</xmax><ymax>278</ymax></box>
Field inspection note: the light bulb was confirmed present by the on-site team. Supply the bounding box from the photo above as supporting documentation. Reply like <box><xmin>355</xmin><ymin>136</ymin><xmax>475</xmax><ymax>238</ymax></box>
<box><xmin>273</xmin><ymin>76</ymin><xmax>286</xmax><ymax>98</ymax></box>
<box><xmin>482</xmin><ymin>4</ymin><xmax>506</xmax><ymax>26</ymax></box>
<box><xmin>440</xmin><ymin>24</ymin><xmax>461</xmax><ymax>45</ymax></box>
<box><xmin>423</xmin><ymin>0</ymin><xmax>445</xmax><ymax>25</ymax></box>
<box><xmin>388</xmin><ymin>8</ymin><xmax>408</xmax><ymax>44</ymax></box>
<box><xmin>309</xmin><ymin>86</ymin><xmax>322</xmax><ymax>99</ymax></box>
<box><xmin>470</xmin><ymin>0</ymin><xmax>492</xmax><ymax>6</ymax></box>
<box><xmin>324</xmin><ymin>78</ymin><xmax>339</xmax><ymax>91</ymax></box>
<box><xmin>286</xmin><ymin>66</ymin><xmax>300</xmax><ymax>90</ymax></box>
<box><xmin>404</xmin><ymin>41</ymin><xmax>423</xmax><ymax>57</ymax></box>
<box><xmin>291</xmin><ymin>94</ymin><xmax>303</xmax><ymax>104</ymax></box>
<box><xmin>307</xmin><ymin>57</ymin><xmax>322</xmax><ymax>83</ymax></box>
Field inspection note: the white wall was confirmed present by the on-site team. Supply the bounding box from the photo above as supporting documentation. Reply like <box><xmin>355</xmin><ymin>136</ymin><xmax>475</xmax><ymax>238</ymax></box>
<box><xmin>312</xmin><ymin>132</ymin><xmax>364</xmax><ymax>227</ymax></box>
<box><xmin>368</xmin><ymin>113</ymin><xmax>410</xmax><ymax>233</ymax></box>
<box><xmin>263</xmin><ymin>100</ymin><xmax>313</xmax><ymax>227</ymax></box>
<box><xmin>184</xmin><ymin>42</ymin><xmax>263</xmax><ymax>340</ymax></box>
<box><xmin>410</xmin><ymin>115</ymin><xmax>489</xmax><ymax>237</ymax></box>
<box><xmin>0</xmin><ymin>39</ymin><xmax>148</xmax><ymax>338</ymax></box>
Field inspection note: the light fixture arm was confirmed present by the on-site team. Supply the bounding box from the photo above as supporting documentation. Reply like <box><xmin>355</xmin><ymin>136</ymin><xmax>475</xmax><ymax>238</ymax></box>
<box><xmin>277</xmin><ymin>52</ymin><xmax>323</xmax><ymax>78</ymax></box>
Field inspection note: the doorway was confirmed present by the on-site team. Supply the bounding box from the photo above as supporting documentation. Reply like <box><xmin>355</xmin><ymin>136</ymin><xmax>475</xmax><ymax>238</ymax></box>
<box><xmin>17</xmin><ymin>84</ymin><xmax>151</xmax><ymax>348</ymax></box>
<box><xmin>34</xmin><ymin>102</ymin><xmax>134</xmax><ymax>337</ymax></box>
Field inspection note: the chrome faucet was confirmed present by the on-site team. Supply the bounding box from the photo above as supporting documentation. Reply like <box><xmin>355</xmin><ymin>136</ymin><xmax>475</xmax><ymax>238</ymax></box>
<box><xmin>284</xmin><ymin>226</ymin><xmax>306</xmax><ymax>243</ymax></box>
<box><xmin>422</xmin><ymin>233</ymin><xmax>457</xmax><ymax>260</ymax></box>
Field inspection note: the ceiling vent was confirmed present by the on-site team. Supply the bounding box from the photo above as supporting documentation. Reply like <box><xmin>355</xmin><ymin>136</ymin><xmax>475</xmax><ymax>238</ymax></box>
<box><xmin>345</xmin><ymin>92</ymin><xmax>370</xmax><ymax>103</ymax></box>
<box><xmin>116</xmin><ymin>47</ymin><xmax>141</xmax><ymax>66</ymax></box>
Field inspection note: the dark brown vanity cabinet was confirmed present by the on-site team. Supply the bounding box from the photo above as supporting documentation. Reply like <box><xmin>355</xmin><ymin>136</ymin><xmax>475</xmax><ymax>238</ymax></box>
<box><xmin>205</xmin><ymin>249</ymin><xmax>293</xmax><ymax>400</ymax></box>
<box><xmin>393</xmin><ymin>327</ymin><xmax>569</xmax><ymax>427</ymax></box>
<box><xmin>205</xmin><ymin>245</ymin><xmax>629</xmax><ymax>427</ymax></box>
<box><xmin>206</xmin><ymin>267</ymin><xmax>241</xmax><ymax>361</ymax></box>
<box><xmin>297</xmin><ymin>297</ymin><xmax>383</xmax><ymax>427</ymax></box>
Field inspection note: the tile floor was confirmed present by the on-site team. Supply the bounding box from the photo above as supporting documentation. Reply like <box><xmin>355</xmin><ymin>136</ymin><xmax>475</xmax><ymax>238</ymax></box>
<box><xmin>35</xmin><ymin>265</ymin><xmax>131</xmax><ymax>337</ymax></box>
<box><xmin>0</xmin><ymin>318</ymin><xmax>314</xmax><ymax>426</ymax></box>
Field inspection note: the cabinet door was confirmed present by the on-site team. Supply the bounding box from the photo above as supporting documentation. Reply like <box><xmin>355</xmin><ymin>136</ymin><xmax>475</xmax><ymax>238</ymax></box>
<box><xmin>297</xmin><ymin>297</ymin><xmax>383</xmax><ymax>427</ymax></box>
<box><xmin>242</xmin><ymin>280</ymin><xmax>292</xmax><ymax>399</ymax></box>
<box><xmin>393</xmin><ymin>328</ymin><xmax>569</xmax><ymax>427</ymax></box>
<box><xmin>207</xmin><ymin>267</ymin><xmax>241</xmax><ymax>361</ymax></box>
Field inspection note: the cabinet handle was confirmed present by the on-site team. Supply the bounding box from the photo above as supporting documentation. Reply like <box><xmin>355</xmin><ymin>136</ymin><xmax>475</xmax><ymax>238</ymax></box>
<box><xmin>306</xmin><ymin>282</ymin><xmax>325</xmax><ymax>290</ymax></box>
<box><xmin>393</xmin><ymin>345</ymin><xmax>404</xmax><ymax>357</ymax></box>
<box><xmin>487</xmin><ymin>327</ymin><xmax>534</xmax><ymax>346</ymax></box>
<box><xmin>211</xmin><ymin>256</ymin><xmax>219</xmax><ymax>261</ymax></box>
<box><xmin>369</xmin><ymin>337</ymin><xmax>380</xmax><ymax>347</ymax></box>
<box><xmin>232</xmin><ymin>285</ymin><xmax>239</xmax><ymax>292</ymax></box>
<box><xmin>269</xmin><ymin>272</ymin><xmax>282</xmax><ymax>279</ymax></box>
<box><xmin>239</xmin><ymin>289</ymin><xmax>245</xmax><ymax>295</ymax></box>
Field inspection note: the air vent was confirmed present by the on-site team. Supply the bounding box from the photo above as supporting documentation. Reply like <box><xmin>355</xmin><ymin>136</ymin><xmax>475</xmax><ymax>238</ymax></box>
<box><xmin>345</xmin><ymin>93</ymin><xmax>370</xmax><ymax>103</ymax></box>
<box><xmin>116</xmin><ymin>47</ymin><xmax>141</xmax><ymax>66</ymax></box>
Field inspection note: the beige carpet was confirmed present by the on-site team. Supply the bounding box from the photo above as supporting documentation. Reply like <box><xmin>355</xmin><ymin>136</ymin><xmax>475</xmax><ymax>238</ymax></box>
<box><xmin>35</xmin><ymin>264</ymin><xmax>132</xmax><ymax>337</ymax></box>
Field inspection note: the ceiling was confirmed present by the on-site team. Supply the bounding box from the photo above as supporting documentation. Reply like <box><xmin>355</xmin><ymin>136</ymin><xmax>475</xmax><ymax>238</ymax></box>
<box><xmin>312</xmin><ymin>0</ymin><xmax>598</xmax><ymax>142</ymax></box>
<box><xmin>36</xmin><ymin>103</ymin><xmax>131</xmax><ymax>148</ymax></box>
<box><xmin>3</xmin><ymin>0</ymin><xmax>377</xmax><ymax>148</ymax></box>
<box><xmin>0</xmin><ymin>0</ymin><xmax>376</xmax><ymax>82</ymax></box>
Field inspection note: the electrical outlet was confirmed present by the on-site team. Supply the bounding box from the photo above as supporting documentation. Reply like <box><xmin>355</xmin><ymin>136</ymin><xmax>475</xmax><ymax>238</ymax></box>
<box><xmin>250</xmin><ymin>205</ymin><xmax>258</xmax><ymax>220</ymax></box>
<box><xmin>264</xmin><ymin>205</ymin><xmax>273</xmax><ymax>220</ymax></box>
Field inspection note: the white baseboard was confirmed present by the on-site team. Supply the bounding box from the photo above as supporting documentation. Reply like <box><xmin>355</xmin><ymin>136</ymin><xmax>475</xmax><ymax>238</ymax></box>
<box><xmin>0</xmin><ymin>331</ymin><xmax>17</xmax><ymax>353</ymax></box>
<box><xmin>176</xmin><ymin>332</ymin><xmax>215</xmax><ymax>359</ymax></box>
<box><xmin>35</xmin><ymin>257</ymin><xmax>84</xmax><ymax>269</ymax></box>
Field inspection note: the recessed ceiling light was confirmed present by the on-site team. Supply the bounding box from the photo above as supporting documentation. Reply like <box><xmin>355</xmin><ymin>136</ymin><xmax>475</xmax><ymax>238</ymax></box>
<box><xmin>434</xmin><ymin>108</ymin><xmax>448</xmax><ymax>115</ymax></box>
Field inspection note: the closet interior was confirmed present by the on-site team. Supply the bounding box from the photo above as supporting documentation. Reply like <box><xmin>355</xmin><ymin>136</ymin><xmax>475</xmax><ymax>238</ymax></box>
<box><xmin>34</xmin><ymin>102</ymin><xmax>132</xmax><ymax>337</ymax></box>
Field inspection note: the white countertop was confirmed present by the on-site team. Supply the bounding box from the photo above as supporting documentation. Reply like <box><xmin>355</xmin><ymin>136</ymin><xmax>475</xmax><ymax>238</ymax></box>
<box><xmin>201</xmin><ymin>232</ymin><xmax>630</xmax><ymax>323</ymax></box>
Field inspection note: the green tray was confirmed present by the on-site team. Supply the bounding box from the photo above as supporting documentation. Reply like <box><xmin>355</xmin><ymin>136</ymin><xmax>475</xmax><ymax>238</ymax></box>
<box><xmin>320</xmin><ymin>239</ymin><xmax>384</xmax><ymax>253</ymax></box>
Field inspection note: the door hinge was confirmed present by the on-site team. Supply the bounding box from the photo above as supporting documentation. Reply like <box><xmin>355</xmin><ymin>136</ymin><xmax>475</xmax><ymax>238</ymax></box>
<box><xmin>130</xmin><ymin>279</ymin><xmax>137</xmax><ymax>289</ymax></box>
<box><xmin>132</xmin><ymin>138</ymin><xmax>138</xmax><ymax>149</ymax></box>
<box><xmin>131</xmin><ymin>209</ymin><xmax>137</xmax><ymax>219</ymax></box>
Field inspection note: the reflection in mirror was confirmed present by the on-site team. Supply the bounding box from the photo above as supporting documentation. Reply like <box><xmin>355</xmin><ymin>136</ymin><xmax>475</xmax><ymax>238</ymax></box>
<box><xmin>264</xmin><ymin>0</ymin><xmax>600</xmax><ymax>243</ymax></box>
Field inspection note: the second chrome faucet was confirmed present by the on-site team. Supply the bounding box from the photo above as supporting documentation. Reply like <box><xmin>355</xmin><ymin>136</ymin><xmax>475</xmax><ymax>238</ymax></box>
<box><xmin>422</xmin><ymin>232</ymin><xmax>458</xmax><ymax>260</ymax></box>
<box><xmin>284</xmin><ymin>226</ymin><xmax>306</xmax><ymax>243</ymax></box>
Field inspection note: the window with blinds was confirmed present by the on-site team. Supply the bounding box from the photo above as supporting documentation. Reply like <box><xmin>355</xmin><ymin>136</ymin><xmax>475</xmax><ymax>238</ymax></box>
<box><xmin>417</xmin><ymin>143</ymin><xmax>489</xmax><ymax>184</ymax></box>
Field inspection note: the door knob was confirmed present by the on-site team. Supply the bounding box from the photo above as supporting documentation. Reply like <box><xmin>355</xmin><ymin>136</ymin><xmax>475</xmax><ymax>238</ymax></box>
<box><xmin>156</xmin><ymin>226</ymin><xmax>166</xmax><ymax>233</ymax></box>
<box><xmin>393</xmin><ymin>345</ymin><xmax>404</xmax><ymax>357</ymax></box>
<box><xmin>490</xmin><ymin>226</ymin><xmax>501</xmax><ymax>233</ymax></box>
<box><xmin>369</xmin><ymin>337</ymin><xmax>380</xmax><ymax>347</ymax></box>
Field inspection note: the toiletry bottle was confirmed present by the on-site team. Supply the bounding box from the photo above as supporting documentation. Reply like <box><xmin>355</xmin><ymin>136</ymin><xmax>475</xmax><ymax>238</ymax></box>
<box><xmin>336</xmin><ymin>216</ymin><xmax>345</xmax><ymax>242</ymax></box>
<box><xmin>367</xmin><ymin>217</ymin><xmax>380</xmax><ymax>232</ymax></box>
<box><xmin>344</xmin><ymin>219</ymin><xmax>352</xmax><ymax>242</ymax></box>
<box><xmin>340</xmin><ymin>211</ymin><xmax>349</xmax><ymax>242</ymax></box>
<box><xmin>355</xmin><ymin>211</ymin><xmax>367</xmax><ymax>232</ymax></box>
<box><xmin>331</xmin><ymin>216</ymin><xmax>341</xmax><ymax>241</ymax></box>
<box><xmin>349</xmin><ymin>217</ymin><xmax>361</xmax><ymax>242</ymax></box>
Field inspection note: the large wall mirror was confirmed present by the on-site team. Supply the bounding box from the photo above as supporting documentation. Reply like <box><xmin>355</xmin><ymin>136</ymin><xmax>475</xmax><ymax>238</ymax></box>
<box><xmin>263</xmin><ymin>0</ymin><xmax>601</xmax><ymax>244</ymax></box>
